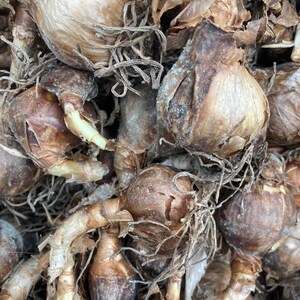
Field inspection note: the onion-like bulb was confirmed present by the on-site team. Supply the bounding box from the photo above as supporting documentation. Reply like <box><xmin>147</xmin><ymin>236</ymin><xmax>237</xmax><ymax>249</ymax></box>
<box><xmin>8</xmin><ymin>84</ymin><xmax>108</xmax><ymax>183</ymax></box>
<box><xmin>263</xmin><ymin>221</ymin><xmax>300</xmax><ymax>279</ymax></box>
<box><xmin>40</xmin><ymin>65</ymin><xmax>111</xmax><ymax>150</ymax></box>
<box><xmin>253</xmin><ymin>63</ymin><xmax>300</xmax><ymax>146</ymax></box>
<box><xmin>121</xmin><ymin>164</ymin><xmax>194</xmax><ymax>255</ymax></box>
<box><xmin>0</xmin><ymin>138</ymin><xmax>41</xmax><ymax>196</ymax></box>
<box><xmin>0</xmin><ymin>220</ymin><xmax>23</xmax><ymax>284</ymax></box>
<box><xmin>157</xmin><ymin>21</ymin><xmax>269</xmax><ymax>158</ymax></box>
<box><xmin>45</xmin><ymin>164</ymin><xmax>194</xmax><ymax>295</ymax></box>
<box><xmin>20</xmin><ymin>0</ymin><xmax>130</xmax><ymax>70</ymax></box>
<box><xmin>89</xmin><ymin>229</ymin><xmax>138</xmax><ymax>300</ymax></box>
<box><xmin>218</xmin><ymin>154</ymin><xmax>297</xmax><ymax>299</ymax></box>
<box><xmin>122</xmin><ymin>164</ymin><xmax>194</xmax><ymax>299</ymax></box>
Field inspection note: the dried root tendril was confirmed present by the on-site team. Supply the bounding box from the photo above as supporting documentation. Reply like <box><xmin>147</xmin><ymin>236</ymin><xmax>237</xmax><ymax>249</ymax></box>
<box><xmin>121</xmin><ymin>177</ymin><xmax>218</xmax><ymax>299</ymax></box>
<box><xmin>72</xmin><ymin>1</ymin><xmax>166</xmax><ymax>96</ymax></box>
<box><xmin>122</xmin><ymin>145</ymin><xmax>267</xmax><ymax>299</ymax></box>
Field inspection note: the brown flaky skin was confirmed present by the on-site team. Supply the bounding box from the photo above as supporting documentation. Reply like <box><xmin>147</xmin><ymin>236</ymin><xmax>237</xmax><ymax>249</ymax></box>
<box><xmin>267</xmin><ymin>64</ymin><xmax>300</xmax><ymax>145</ymax></box>
<box><xmin>40</xmin><ymin>65</ymin><xmax>98</xmax><ymax>102</ymax></box>
<box><xmin>126</xmin><ymin>238</ymin><xmax>171</xmax><ymax>280</ymax></box>
<box><xmin>219</xmin><ymin>187</ymin><xmax>296</xmax><ymax>258</ymax></box>
<box><xmin>219</xmin><ymin>156</ymin><xmax>297</xmax><ymax>258</ymax></box>
<box><xmin>254</xmin><ymin>63</ymin><xmax>300</xmax><ymax>146</ymax></box>
<box><xmin>89</xmin><ymin>230</ymin><xmax>138</xmax><ymax>300</ymax></box>
<box><xmin>0</xmin><ymin>138</ymin><xmax>41</xmax><ymax>196</ymax></box>
<box><xmin>8</xmin><ymin>85</ymin><xmax>81</xmax><ymax>169</ymax></box>
<box><xmin>21</xmin><ymin>0</ymin><xmax>130</xmax><ymax>70</ymax></box>
<box><xmin>0</xmin><ymin>220</ymin><xmax>23</xmax><ymax>283</ymax></box>
<box><xmin>157</xmin><ymin>21</ymin><xmax>269</xmax><ymax>158</ymax></box>
<box><xmin>121</xmin><ymin>164</ymin><xmax>194</xmax><ymax>254</ymax></box>
<box><xmin>263</xmin><ymin>221</ymin><xmax>300</xmax><ymax>278</ymax></box>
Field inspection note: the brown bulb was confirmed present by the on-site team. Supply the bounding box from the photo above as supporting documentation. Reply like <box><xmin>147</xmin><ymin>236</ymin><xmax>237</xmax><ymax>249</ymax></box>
<box><xmin>121</xmin><ymin>164</ymin><xmax>194</xmax><ymax>254</ymax></box>
<box><xmin>89</xmin><ymin>230</ymin><xmax>138</xmax><ymax>300</ymax></box>
<box><xmin>254</xmin><ymin>63</ymin><xmax>300</xmax><ymax>146</ymax></box>
<box><xmin>263</xmin><ymin>221</ymin><xmax>300</xmax><ymax>278</ymax></box>
<box><xmin>0</xmin><ymin>138</ymin><xmax>41</xmax><ymax>196</ymax></box>
<box><xmin>0</xmin><ymin>220</ymin><xmax>23</xmax><ymax>283</ymax></box>
<box><xmin>8</xmin><ymin>84</ymin><xmax>81</xmax><ymax>169</ymax></box>
<box><xmin>157</xmin><ymin>21</ymin><xmax>269</xmax><ymax>158</ymax></box>
<box><xmin>40</xmin><ymin>65</ymin><xmax>111</xmax><ymax>150</ymax></box>
<box><xmin>219</xmin><ymin>155</ymin><xmax>297</xmax><ymax>258</ymax></box>
<box><xmin>8</xmin><ymin>85</ymin><xmax>108</xmax><ymax>182</ymax></box>
<box><xmin>22</xmin><ymin>0</ymin><xmax>130</xmax><ymax>70</ymax></box>
<box><xmin>40</xmin><ymin>65</ymin><xmax>97</xmax><ymax>101</ymax></box>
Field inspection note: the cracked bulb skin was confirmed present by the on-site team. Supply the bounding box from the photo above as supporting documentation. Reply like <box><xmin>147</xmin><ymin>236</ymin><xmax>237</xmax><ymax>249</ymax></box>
<box><xmin>157</xmin><ymin>21</ymin><xmax>269</xmax><ymax>158</ymax></box>
<box><xmin>8</xmin><ymin>84</ymin><xmax>81</xmax><ymax>170</ymax></box>
<box><xmin>121</xmin><ymin>164</ymin><xmax>194</xmax><ymax>255</ymax></box>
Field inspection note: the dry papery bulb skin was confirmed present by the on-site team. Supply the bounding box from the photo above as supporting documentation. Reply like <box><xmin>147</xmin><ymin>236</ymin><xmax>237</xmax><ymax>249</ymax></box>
<box><xmin>0</xmin><ymin>138</ymin><xmax>41</xmax><ymax>196</ymax></box>
<box><xmin>252</xmin><ymin>63</ymin><xmax>300</xmax><ymax>146</ymax></box>
<box><xmin>263</xmin><ymin>220</ymin><xmax>300</xmax><ymax>279</ymax></box>
<box><xmin>121</xmin><ymin>164</ymin><xmax>194</xmax><ymax>255</ymax></box>
<box><xmin>40</xmin><ymin>65</ymin><xmax>111</xmax><ymax>150</ymax></box>
<box><xmin>152</xmin><ymin>0</ymin><xmax>250</xmax><ymax>31</ymax></box>
<box><xmin>0</xmin><ymin>220</ymin><xmax>23</xmax><ymax>284</ymax></box>
<box><xmin>20</xmin><ymin>0</ymin><xmax>130</xmax><ymax>70</ymax></box>
<box><xmin>126</xmin><ymin>237</ymin><xmax>171</xmax><ymax>281</ymax></box>
<box><xmin>193</xmin><ymin>250</ymin><xmax>231</xmax><ymax>300</ymax></box>
<box><xmin>8</xmin><ymin>84</ymin><xmax>108</xmax><ymax>183</ymax></box>
<box><xmin>89</xmin><ymin>229</ymin><xmax>138</xmax><ymax>300</ymax></box>
<box><xmin>157</xmin><ymin>21</ymin><xmax>269</xmax><ymax>158</ymax></box>
<box><xmin>114</xmin><ymin>84</ymin><xmax>157</xmax><ymax>188</ymax></box>
<box><xmin>218</xmin><ymin>154</ymin><xmax>298</xmax><ymax>299</ymax></box>
<box><xmin>286</xmin><ymin>157</ymin><xmax>300</xmax><ymax>207</ymax></box>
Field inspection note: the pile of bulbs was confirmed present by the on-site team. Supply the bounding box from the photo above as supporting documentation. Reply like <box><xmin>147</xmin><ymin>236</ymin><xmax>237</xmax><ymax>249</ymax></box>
<box><xmin>0</xmin><ymin>0</ymin><xmax>300</xmax><ymax>299</ymax></box>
